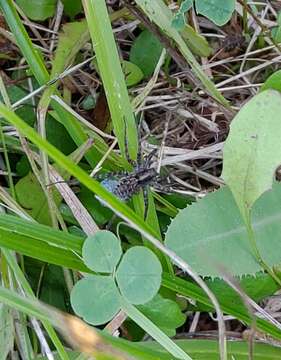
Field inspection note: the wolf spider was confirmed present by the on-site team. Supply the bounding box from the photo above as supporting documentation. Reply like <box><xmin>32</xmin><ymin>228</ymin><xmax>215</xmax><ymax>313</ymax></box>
<box><xmin>100</xmin><ymin>132</ymin><xmax>168</xmax><ymax>219</ymax></box>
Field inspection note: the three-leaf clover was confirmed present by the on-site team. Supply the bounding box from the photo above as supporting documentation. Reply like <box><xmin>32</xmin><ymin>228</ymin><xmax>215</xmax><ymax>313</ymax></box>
<box><xmin>70</xmin><ymin>230</ymin><xmax>162</xmax><ymax>325</ymax></box>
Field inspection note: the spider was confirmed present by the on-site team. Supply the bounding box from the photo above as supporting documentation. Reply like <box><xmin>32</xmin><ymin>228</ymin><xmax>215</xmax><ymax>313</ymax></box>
<box><xmin>99</xmin><ymin>131</ymin><xmax>167</xmax><ymax>219</ymax></box>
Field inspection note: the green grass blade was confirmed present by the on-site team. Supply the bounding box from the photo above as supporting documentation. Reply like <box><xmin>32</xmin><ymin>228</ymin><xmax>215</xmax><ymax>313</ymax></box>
<box><xmin>3</xmin><ymin>249</ymin><xmax>69</xmax><ymax>360</ymax></box>
<box><xmin>1</xmin><ymin>284</ymin><xmax>280</xmax><ymax>360</ymax></box>
<box><xmin>82</xmin><ymin>0</ymin><xmax>138</xmax><ymax>158</ymax></box>
<box><xmin>0</xmin><ymin>213</ymin><xmax>87</xmax><ymax>271</ymax></box>
<box><xmin>120</xmin><ymin>297</ymin><xmax>193</xmax><ymax>360</ymax></box>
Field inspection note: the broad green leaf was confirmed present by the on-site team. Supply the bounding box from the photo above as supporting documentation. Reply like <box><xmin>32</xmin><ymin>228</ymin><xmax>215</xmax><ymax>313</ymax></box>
<box><xmin>194</xmin><ymin>0</ymin><xmax>235</xmax><ymax>26</ymax></box>
<box><xmin>222</xmin><ymin>90</ymin><xmax>281</xmax><ymax>220</ymax></box>
<box><xmin>203</xmin><ymin>272</ymin><xmax>279</xmax><ymax>311</ymax></box>
<box><xmin>260</xmin><ymin>70</ymin><xmax>281</xmax><ymax>92</ymax></box>
<box><xmin>138</xmin><ymin>294</ymin><xmax>185</xmax><ymax>336</ymax></box>
<box><xmin>129</xmin><ymin>29</ymin><xmax>164</xmax><ymax>78</ymax></box>
<box><xmin>121</xmin><ymin>298</ymin><xmax>192</xmax><ymax>360</ymax></box>
<box><xmin>15</xmin><ymin>0</ymin><xmax>56</xmax><ymax>20</ymax></box>
<box><xmin>16</xmin><ymin>155</ymin><xmax>31</xmax><ymax>177</ymax></box>
<box><xmin>116</xmin><ymin>246</ymin><xmax>162</xmax><ymax>305</ymax></box>
<box><xmin>180</xmin><ymin>0</ymin><xmax>193</xmax><ymax>12</ymax></box>
<box><xmin>25</xmin><ymin>259</ymin><xmax>68</xmax><ymax>312</ymax></box>
<box><xmin>122</xmin><ymin>60</ymin><xmax>144</xmax><ymax>87</ymax></box>
<box><xmin>70</xmin><ymin>275</ymin><xmax>120</xmax><ymax>325</ymax></box>
<box><xmin>15</xmin><ymin>172</ymin><xmax>53</xmax><ymax>225</ymax></box>
<box><xmin>82</xmin><ymin>231</ymin><xmax>122</xmax><ymax>273</ymax></box>
<box><xmin>46</xmin><ymin>114</ymin><xmax>76</xmax><ymax>155</ymax></box>
<box><xmin>165</xmin><ymin>183</ymin><xmax>281</xmax><ymax>277</ymax></box>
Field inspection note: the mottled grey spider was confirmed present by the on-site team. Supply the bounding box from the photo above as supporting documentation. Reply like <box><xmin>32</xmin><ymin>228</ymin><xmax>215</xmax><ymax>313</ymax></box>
<box><xmin>100</xmin><ymin>132</ymin><xmax>166</xmax><ymax>219</ymax></box>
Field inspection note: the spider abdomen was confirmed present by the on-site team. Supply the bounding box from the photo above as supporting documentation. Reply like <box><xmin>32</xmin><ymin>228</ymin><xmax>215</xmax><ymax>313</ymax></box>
<box><xmin>114</xmin><ymin>175</ymin><xmax>140</xmax><ymax>201</ymax></box>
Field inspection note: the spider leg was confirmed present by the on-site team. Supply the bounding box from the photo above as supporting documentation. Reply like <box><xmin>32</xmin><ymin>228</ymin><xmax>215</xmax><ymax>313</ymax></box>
<box><xmin>95</xmin><ymin>170</ymin><xmax>128</xmax><ymax>181</ymax></box>
<box><xmin>150</xmin><ymin>172</ymin><xmax>174</xmax><ymax>194</ymax></box>
<box><xmin>152</xmin><ymin>180</ymin><xmax>173</xmax><ymax>194</ymax></box>
<box><xmin>143</xmin><ymin>185</ymin><xmax>149</xmax><ymax>219</ymax></box>
<box><xmin>124</xmin><ymin>123</ymin><xmax>137</xmax><ymax>167</ymax></box>
<box><xmin>136</xmin><ymin>121</ymin><xmax>143</xmax><ymax>167</ymax></box>
<box><xmin>143</xmin><ymin>148</ymin><xmax>158</xmax><ymax>169</ymax></box>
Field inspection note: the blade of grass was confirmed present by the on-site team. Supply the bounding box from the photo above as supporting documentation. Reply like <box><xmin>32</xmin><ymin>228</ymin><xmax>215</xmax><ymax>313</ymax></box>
<box><xmin>82</xmin><ymin>0</ymin><xmax>138</xmax><ymax>159</ymax></box>
<box><xmin>0</xmin><ymin>213</ymin><xmax>87</xmax><ymax>271</ymax></box>
<box><xmin>3</xmin><ymin>249</ymin><xmax>70</xmax><ymax>360</ymax></box>
<box><xmin>1</xmin><ymin>285</ymin><xmax>280</xmax><ymax>360</ymax></box>
<box><xmin>0</xmin><ymin>75</ymin><xmax>16</xmax><ymax>199</ymax></box>
<box><xmin>120</xmin><ymin>297</ymin><xmax>193</xmax><ymax>360</ymax></box>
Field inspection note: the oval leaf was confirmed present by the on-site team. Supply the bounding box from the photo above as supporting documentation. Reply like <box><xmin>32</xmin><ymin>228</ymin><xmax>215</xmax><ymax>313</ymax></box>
<box><xmin>70</xmin><ymin>275</ymin><xmax>120</xmax><ymax>325</ymax></box>
<box><xmin>222</xmin><ymin>90</ymin><xmax>281</xmax><ymax>219</ymax></box>
<box><xmin>116</xmin><ymin>246</ymin><xmax>162</xmax><ymax>305</ymax></box>
<box><xmin>122</xmin><ymin>60</ymin><xmax>144</xmax><ymax>87</ymax></box>
<box><xmin>165</xmin><ymin>183</ymin><xmax>281</xmax><ymax>277</ymax></box>
<box><xmin>261</xmin><ymin>70</ymin><xmax>281</xmax><ymax>92</ymax></box>
<box><xmin>195</xmin><ymin>0</ymin><xmax>235</xmax><ymax>26</ymax></box>
<box><xmin>129</xmin><ymin>29</ymin><xmax>163</xmax><ymax>77</ymax></box>
<box><xmin>138</xmin><ymin>294</ymin><xmax>186</xmax><ymax>336</ymax></box>
<box><xmin>82</xmin><ymin>231</ymin><xmax>122</xmax><ymax>273</ymax></box>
